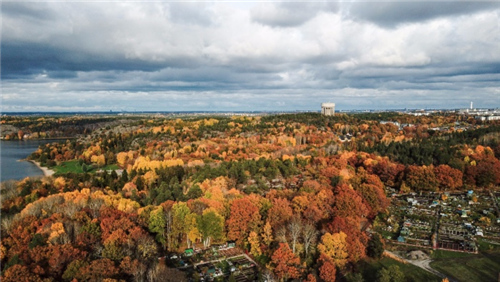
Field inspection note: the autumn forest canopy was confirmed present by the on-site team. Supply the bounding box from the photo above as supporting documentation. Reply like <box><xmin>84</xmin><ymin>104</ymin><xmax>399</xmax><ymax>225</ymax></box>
<box><xmin>1</xmin><ymin>112</ymin><xmax>500</xmax><ymax>281</ymax></box>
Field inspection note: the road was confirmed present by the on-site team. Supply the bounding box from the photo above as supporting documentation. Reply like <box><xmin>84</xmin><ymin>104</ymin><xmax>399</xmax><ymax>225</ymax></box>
<box><xmin>192</xmin><ymin>253</ymin><xmax>257</xmax><ymax>268</ymax></box>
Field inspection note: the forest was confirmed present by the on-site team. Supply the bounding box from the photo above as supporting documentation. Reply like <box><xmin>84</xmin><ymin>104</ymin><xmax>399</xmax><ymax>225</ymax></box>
<box><xmin>1</xmin><ymin>112</ymin><xmax>499</xmax><ymax>282</ymax></box>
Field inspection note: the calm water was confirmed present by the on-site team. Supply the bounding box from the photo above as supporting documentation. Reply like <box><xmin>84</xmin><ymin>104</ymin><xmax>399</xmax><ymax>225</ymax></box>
<box><xmin>0</xmin><ymin>140</ymin><xmax>55</xmax><ymax>181</ymax></box>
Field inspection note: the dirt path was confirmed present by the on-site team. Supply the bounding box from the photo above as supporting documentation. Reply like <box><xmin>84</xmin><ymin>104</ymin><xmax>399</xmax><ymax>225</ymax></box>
<box><xmin>410</xmin><ymin>258</ymin><xmax>447</xmax><ymax>278</ymax></box>
<box><xmin>384</xmin><ymin>251</ymin><xmax>453</xmax><ymax>281</ymax></box>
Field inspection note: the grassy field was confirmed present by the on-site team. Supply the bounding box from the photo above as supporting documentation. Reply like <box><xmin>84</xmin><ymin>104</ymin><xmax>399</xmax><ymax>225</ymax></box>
<box><xmin>357</xmin><ymin>257</ymin><xmax>441</xmax><ymax>282</ymax></box>
<box><xmin>53</xmin><ymin>160</ymin><xmax>119</xmax><ymax>174</ymax></box>
<box><xmin>430</xmin><ymin>250</ymin><xmax>500</xmax><ymax>282</ymax></box>
<box><xmin>477</xmin><ymin>238</ymin><xmax>500</xmax><ymax>252</ymax></box>
<box><xmin>431</xmin><ymin>249</ymin><xmax>475</xmax><ymax>259</ymax></box>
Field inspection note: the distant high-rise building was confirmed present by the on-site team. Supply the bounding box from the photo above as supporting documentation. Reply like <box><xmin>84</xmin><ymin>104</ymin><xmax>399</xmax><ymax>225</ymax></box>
<box><xmin>321</xmin><ymin>102</ymin><xmax>335</xmax><ymax>116</ymax></box>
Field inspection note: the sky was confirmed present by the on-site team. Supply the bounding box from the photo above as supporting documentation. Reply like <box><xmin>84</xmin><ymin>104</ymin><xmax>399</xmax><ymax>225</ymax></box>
<box><xmin>1</xmin><ymin>1</ymin><xmax>500</xmax><ymax>112</ymax></box>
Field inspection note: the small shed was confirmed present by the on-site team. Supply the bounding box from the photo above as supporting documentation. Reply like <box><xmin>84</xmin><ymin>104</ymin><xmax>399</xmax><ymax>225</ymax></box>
<box><xmin>184</xmin><ymin>248</ymin><xmax>194</xmax><ymax>256</ymax></box>
<box><xmin>400</xmin><ymin>227</ymin><xmax>410</xmax><ymax>236</ymax></box>
<box><xmin>207</xmin><ymin>266</ymin><xmax>216</xmax><ymax>276</ymax></box>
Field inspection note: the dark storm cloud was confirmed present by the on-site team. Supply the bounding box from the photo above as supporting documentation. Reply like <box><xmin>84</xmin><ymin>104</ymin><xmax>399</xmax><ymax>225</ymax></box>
<box><xmin>347</xmin><ymin>1</ymin><xmax>500</xmax><ymax>28</ymax></box>
<box><xmin>0</xmin><ymin>42</ymin><xmax>163</xmax><ymax>79</ymax></box>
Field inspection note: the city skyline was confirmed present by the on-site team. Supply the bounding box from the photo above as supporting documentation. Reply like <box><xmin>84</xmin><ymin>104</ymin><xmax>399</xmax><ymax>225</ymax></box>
<box><xmin>2</xmin><ymin>1</ymin><xmax>500</xmax><ymax>112</ymax></box>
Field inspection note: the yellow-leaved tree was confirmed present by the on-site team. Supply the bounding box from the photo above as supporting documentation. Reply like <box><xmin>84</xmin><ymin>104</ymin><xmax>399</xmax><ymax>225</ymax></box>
<box><xmin>91</xmin><ymin>155</ymin><xmax>106</xmax><ymax>167</ymax></box>
<box><xmin>261</xmin><ymin>221</ymin><xmax>273</xmax><ymax>246</ymax></box>
<box><xmin>185</xmin><ymin>213</ymin><xmax>201</xmax><ymax>249</ymax></box>
<box><xmin>248</xmin><ymin>231</ymin><xmax>261</xmax><ymax>257</ymax></box>
<box><xmin>317</xmin><ymin>231</ymin><xmax>348</xmax><ymax>268</ymax></box>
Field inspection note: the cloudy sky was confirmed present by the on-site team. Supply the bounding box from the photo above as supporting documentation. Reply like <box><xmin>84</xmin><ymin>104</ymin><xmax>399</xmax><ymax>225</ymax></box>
<box><xmin>2</xmin><ymin>1</ymin><xmax>499</xmax><ymax>112</ymax></box>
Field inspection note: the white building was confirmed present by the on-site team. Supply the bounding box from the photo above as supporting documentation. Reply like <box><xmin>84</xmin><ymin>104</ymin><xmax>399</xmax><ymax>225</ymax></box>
<box><xmin>321</xmin><ymin>103</ymin><xmax>335</xmax><ymax>116</ymax></box>
<box><xmin>475</xmin><ymin>115</ymin><xmax>500</xmax><ymax>121</ymax></box>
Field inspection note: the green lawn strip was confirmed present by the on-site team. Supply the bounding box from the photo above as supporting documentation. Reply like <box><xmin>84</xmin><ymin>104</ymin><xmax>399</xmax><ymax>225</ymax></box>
<box><xmin>52</xmin><ymin>160</ymin><xmax>84</xmax><ymax>174</ymax></box>
<box><xmin>357</xmin><ymin>257</ymin><xmax>441</xmax><ymax>282</ymax></box>
<box><xmin>431</xmin><ymin>249</ymin><xmax>475</xmax><ymax>259</ymax></box>
<box><xmin>430</xmin><ymin>251</ymin><xmax>500</xmax><ymax>282</ymax></box>
<box><xmin>101</xmin><ymin>164</ymin><xmax>120</xmax><ymax>171</ymax></box>
<box><xmin>53</xmin><ymin>160</ymin><xmax>120</xmax><ymax>174</ymax></box>
<box><xmin>477</xmin><ymin>238</ymin><xmax>500</xmax><ymax>252</ymax></box>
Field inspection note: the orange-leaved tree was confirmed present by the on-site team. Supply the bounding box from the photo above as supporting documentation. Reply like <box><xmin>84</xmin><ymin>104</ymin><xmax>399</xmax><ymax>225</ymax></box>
<box><xmin>319</xmin><ymin>253</ymin><xmax>336</xmax><ymax>282</ymax></box>
<box><xmin>226</xmin><ymin>197</ymin><xmax>261</xmax><ymax>246</ymax></box>
<box><xmin>270</xmin><ymin>242</ymin><xmax>301</xmax><ymax>281</ymax></box>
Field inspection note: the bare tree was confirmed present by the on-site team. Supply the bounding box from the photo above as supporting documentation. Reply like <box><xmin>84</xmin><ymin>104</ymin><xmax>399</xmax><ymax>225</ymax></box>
<box><xmin>276</xmin><ymin>225</ymin><xmax>288</xmax><ymax>243</ymax></box>
<box><xmin>21</xmin><ymin>201</ymin><xmax>43</xmax><ymax>217</ymax></box>
<box><xmin>288</xmin><ymin>216</ymin><xmax>302</xmax><ymax>254</ymax></box>
<box><xmin>1</xmin><ymin>216</ymin><xmax>13</xmax><ymax>235</ymax></box>
<box><xmin>0</xmin><ymin>180</ymin><xmax>18</xmax><ymax>202</ymax></box>
<box><xmin>133</xmin><ymin>262</ymin><xmax>147</xmax><ymax>282</ymax></box>
<box><xmin>262</xmin><ymin>269</ymin><xmax>276</xmax><ymax>282</ymax></box>
<box><xmin>302</xmin><ymin>221</ymin><xmax>318</xmax><ymax>257</ymax></box>
<box><xmin>60</xmin><ymin>203</ymin><xmax>79</xmax><ymax>218</ymax></box>
<box><xmin>88</xmin><ymin>198</ymin><xmax>104</xmax><ymax>218</ymax></box>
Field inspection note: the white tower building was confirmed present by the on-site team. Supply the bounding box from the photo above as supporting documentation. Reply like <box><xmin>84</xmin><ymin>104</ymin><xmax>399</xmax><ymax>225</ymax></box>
<box><xmin>321</xmin><ymin>103</ymin><xmax>335</xmax><ymax>116</ymax></box>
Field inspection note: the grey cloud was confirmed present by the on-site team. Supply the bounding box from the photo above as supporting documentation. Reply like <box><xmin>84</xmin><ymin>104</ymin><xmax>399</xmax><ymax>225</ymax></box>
<box><xmin>1</xmin><ymin>2</ymin><xmax>499</xmax><ymax>112</ymax></box>
<box><xmin>168</xmin><ymin>3</ymin><xmax>214</xmax><ymax>26</ymax></box>
<box><xmin>1</xmin><ymin>2</ymin><xmax>58</xmax><ymax>22</ymax></box>
<box><xmin>346</xmin><ymin>2</ymin><xmax>500</xmax><ymax>28</ymax></box>
<box><xmin>1</xmin><ymin>2</ymin><xmax>213</xmax><ymax>79</ymax></box>
<box><xmin>251</xmin><ymin>2</ymin><xmax>338</xmax><ymax>27</ymax></box>
<box><xmin>0</xmin><ymin>41</ymin><xmax>166</xmax><ymax>79</ymax></box>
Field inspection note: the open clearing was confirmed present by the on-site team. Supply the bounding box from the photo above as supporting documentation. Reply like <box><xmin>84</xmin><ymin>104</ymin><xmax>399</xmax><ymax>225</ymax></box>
<box><xmin>430</xmin><ymin>251</ymin><xmax>500</xmax><ymax>282</ymax></box>
<box><xmin>53</xmin><ymin>160</ymin><xmax>119</xmax><ymax>174</ymax></box>
<box><xmin>358</xmin><ymin>257</ymin><xmax>441</xmax><ymax>282</ymax></box>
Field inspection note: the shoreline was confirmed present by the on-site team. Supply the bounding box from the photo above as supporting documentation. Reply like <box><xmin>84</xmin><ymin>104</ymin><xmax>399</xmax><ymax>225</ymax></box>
<box><xmin>1</xmin><ymin>137</ymin><xmax>76</xmax><ymax>141</ymax></box>
<box><xmin>27</xmin><ymin>160</ymin><xmax>55</xmax><ymax>177</ymax></box>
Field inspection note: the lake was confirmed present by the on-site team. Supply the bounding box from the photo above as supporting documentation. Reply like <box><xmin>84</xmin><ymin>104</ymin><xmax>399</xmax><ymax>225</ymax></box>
<box><xmin>1</xmin><ymin>140</ymin><xmax>56</xmax><ymax>181</ymax></box>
